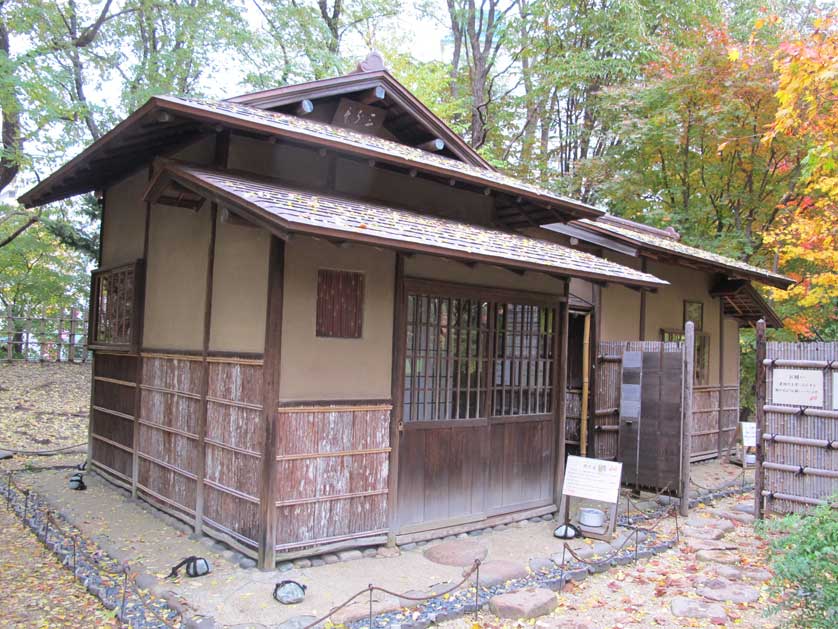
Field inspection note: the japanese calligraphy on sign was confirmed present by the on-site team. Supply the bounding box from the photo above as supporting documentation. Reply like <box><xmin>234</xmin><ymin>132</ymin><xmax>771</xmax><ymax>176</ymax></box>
<box><xmin>772</xmin><ymin>368</ymin><xmax>823</xmax><ymax>407</ymax></box>
<box><xmin>332</xmin><ymin>98</ymin><xmax>385</xmax><ymax>135</ymax></box>
<box><xmin>562</xmin><ymin>455</ymin><xmax>623</xmax><ymax>504</ymax></box>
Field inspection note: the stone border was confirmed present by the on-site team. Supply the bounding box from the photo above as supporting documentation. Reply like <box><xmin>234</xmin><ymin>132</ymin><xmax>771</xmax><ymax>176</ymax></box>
<box><xmin>0</xmin><ymin>478</ymin><xmax>186</xmax><ymax>628</ymax></box>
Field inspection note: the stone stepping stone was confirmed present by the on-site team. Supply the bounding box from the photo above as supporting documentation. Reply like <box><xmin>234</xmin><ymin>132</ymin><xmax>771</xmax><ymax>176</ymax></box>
<box><xmin>670</xmin><ymin>596</ymin><xmax>727</xmax><ymax>620</ymax></box>
<box><xmin>277</xmin><ymin>615</ymin><xmax>319</xmax><ymax>629</ymax></box>
<box><xmin>716</xmin><ymin>565</ymin><xmax>772</xmax><ymax>583</ymax></box>
<box><xmin>682</xmin><ymin>539</ymin><xmax>736</xmax><ymax>552</ymax></box>
<box><xmin>398</xmin><ymin>582</ymin><xmax>455</xmax><ymax>608</ymax></box>
<box><xmin>330</xmin><ymin>594</ymin><xmax>401</xmax><ymax>625</ymax></box>
<box><xmin>611</xmin><ymin>529</ymin><xmax>648</xmax><ymax>550</ymax></box>
<box><xmin>529</xmin><ymin>556</ymin><xmax>555</xmax><ymax>573</ymax></box>
<box><xmin>710</xmin><ymin>509</ymin><xmax>755</xmax><ymax>524</ymax></box>
<box><xmin>465</xmin><ymin>560</ymin><xmax>528</xmax><ymax>587</ymax></box>
<box><xmin>423</xmin><ymin>540</ymin><xmax>487</xmax><ymax>567</ymax></box>
<box><xmin>686</xmin><ymin>516</ymin><xmax>734</xmax><ymax>533</ymax></box>
<box><xmin>552</xmin><ymin>543</ymin><xmax>594</xmax><ymax>563</ymax></box>
<box><xmin>489</xmin><ymin>587</ymin><xmax>558</xmax><ymax>619</ymax></box>
<box><xmin>696</xmin><ymin>549</ymin><xmax>739</xmax><ymax>564</ymax></box>
<box><xmin>681</xmin><ymin>526</ymin><xmax>725</xmax><ymax>541</ymax></box>
<box><xmin>733</xmin><ymin>503</ymin><xmax>755</xmax><ymax>514</ymax></box>
<box><xmin>697</xmin><ymin>577</ymin><xmax>760</xmax><ymax>603</ymax></box>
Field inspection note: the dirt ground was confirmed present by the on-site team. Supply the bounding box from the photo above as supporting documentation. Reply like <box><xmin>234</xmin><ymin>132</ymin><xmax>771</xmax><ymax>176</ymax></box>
<box><xmin>0</xmin><ymin>363</ymin><xmax>787</xmax><ymax>628</ymax></box>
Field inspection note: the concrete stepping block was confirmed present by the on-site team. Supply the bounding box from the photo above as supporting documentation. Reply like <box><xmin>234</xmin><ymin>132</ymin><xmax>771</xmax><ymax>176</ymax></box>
<box><xmin>465</xmin><ymin>560</ymin><xmax>528</xmax><ymax>587</ymax></box>
<box><xmin>681</xmin><ymin>526</ymin><xmax>725</xmax><ymax>541</ymax></box>
<box><xmin>423</xmin><ymin>540</ymin><xmax>487</xmax><ymax>567</ymax></box>
<box><xmin>490</xmin><ymin>587</ymin><xmax>558</xmax><ymax>620</ymax></box>
<box><xmin>670</xmin><ymin>596</ymin><xmax>727</xmax><ymax>620</ymax></box>
<box><xmin>696</xmin><ymin>549</ymin><xmax>739</xmax><ymax>564</ymax></box>
<box><xmin>697</xmin><ymin>577</ymin><xmax>760</xmax><ymax>603</ymax></box>
<box><xmin>330</xmin><ymin>594</ymin><xmax>401</xmax><ymax>625</ymax></box>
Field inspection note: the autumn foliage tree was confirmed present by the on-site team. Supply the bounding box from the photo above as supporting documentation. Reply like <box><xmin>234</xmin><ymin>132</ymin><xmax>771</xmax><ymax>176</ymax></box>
<box><xmin>762</xmin><ymin>15</ymin><xmax>838</xmax><ymax>338</ymax></box>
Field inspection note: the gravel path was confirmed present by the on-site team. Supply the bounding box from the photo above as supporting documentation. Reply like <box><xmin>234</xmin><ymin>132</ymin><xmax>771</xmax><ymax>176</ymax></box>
<box><xmin>0</xmin><ymin>501</ymin><xmax>116</xmax><ymax>628</ymax></box>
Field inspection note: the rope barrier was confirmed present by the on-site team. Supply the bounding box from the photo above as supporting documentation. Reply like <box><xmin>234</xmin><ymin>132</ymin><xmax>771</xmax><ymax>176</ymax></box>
<box><xmin>2</xmin><ymin>472</ymin><xmax>183</xmax><ymax>629</ymax></box>
<box><xmin>0</xmin><ymin>442</ymin><xmax>86</xmax><ymax>455</ymax></box>
<box><xmin>301</xmin><ymin>558</ymin><xmax>482</xmax><ymax>629</ymax></box>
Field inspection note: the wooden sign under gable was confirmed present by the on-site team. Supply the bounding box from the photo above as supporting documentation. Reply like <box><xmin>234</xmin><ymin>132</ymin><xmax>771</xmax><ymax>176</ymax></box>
<box><xmin>332</xmin><ymin>98</ymin><xmax>386</xmax><ymax>135</ymax></box>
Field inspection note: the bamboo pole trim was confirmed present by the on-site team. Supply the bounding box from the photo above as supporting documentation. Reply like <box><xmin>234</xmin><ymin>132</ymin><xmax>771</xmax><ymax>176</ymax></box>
<box><xmin>276</xmin><ymin>447</ymin><xmax>391</xmax><ymax>462</ymax></box>
<box><xmin>92</xmin><ymin>405</ymin><xmax>134</xmax><ymax>421</ymax></box>
<box><xmin>141</xmin><ymin>352</ymin><xmax>204</xmax><ymax>361</ymax></box>
<box><xmin>205</xmin><ymin>356</ymin><xmax>264</xmax><ymax>365</ymax></box>
<box><xmin>762</xmin><ymin>358</ymin><xmax>838</xmax><ymax>369</ymax></box>
<box><xmin>140</xmin><ymin>383</ymin><xmax>202</xmax><ymax>400</ymax></box>
<box><xmin>275</xmin><ymin>488</ymin><xmax>388</xmax><ymax>508</ymax></box>
<box><xmin>136</xmin><ymin>451</ymin><xmax>198</xmax><ymax>480</ymax></box>
<box><xmin>203</xmin><ymin>478</ymin><xmax>259</xmax><ymax>504</ymax></box>
<box><xmin>206</xmin><ymin>395</ymin><xmax>263</xmax><ymax>411</ymax></box>
<box><xmin>764</xmin><ymin>404</ymin><xmax>838</xmax><ymax>419</ymax></box>
<box><xmin>278</xmin><ymin>404</ymin><xmax>393</xmax><ymax>413</ymax></box>
<box><xmin>201</xmin><ymin>516</ymin><xmax>259</xmax><ymax>548</ymax></box>
<box><xmin>204</xmin><ymin>437</ymin><xmax>262</xmax><ymax>459</ymax></box>
<box><xmin>762</xmin><ymin>432</ymin><xmax>838</xmax><ymax>449</ymax></box>
<box><xmin>91</xmin><ymin>433</ymin><xmax>133</xmax><ymax>453</ymax></box>
<box><xmin>137</xmin><ymin>418</ymin><xmax>199</xmax><ymax>441</ymax></box>
<box><xmin>93</xmin><ymin>376</ymin><xmax>137</xmax><ymax>388</ymax></box>
<box><xmin>762</xmin><ymin>462</ymin><xmax>838</xmax><ymax>479</ymax></box>
<box><xmin>761</xmin><ymin>490</ymin><xmax>836</xmax><ymax>507</ymax></box>
<box><xmin>136</xmin><ymin>483</ymin><xmax>197</xmax><ymax>515</ymax></box>
<box><xmin>273</xmin><ymin>530</ymin><xmax>388</xmax><ymax>553</ymax></box>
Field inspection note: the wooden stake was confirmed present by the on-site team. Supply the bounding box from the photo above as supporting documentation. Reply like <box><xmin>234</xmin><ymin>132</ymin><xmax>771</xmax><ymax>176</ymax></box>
<box><xmin>553</xmin><ymin>280</ymin><xmax>570</xmax><ymax>504</ymax></box>
<box><xmin>387</xmin><ymin>253</ymin><xmax>405</xmax><ymax>544</ymax></box>
<box><xmin>718</xmin><ymin>299</ymin><xmax>725</xmax><ymax>458</ymax></box>
<box><xmin>753</xmin><ymin>318</ymin><xmax>766</xmax><ymax>519</ymax></box>
<box><xmin>680</xmin><ymin>321</ymin><xmax>695</xmax><ymax>516</ymax></box>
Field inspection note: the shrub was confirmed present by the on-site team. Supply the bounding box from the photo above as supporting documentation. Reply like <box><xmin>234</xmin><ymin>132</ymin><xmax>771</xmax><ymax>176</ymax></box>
<box><xmin>761</xmin><ymin>500</ymin><xmax>838</xmax><ymax>628</ymax></box>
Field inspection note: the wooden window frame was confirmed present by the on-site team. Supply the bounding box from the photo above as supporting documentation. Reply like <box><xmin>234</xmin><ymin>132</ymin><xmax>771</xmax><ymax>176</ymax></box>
<box><xmin>683</xmin><ymin>300</ymin><xmax>704</xmax><ymax>331</ymax></box>
<box><xmin>316</xmin><ymin>269</ymin><xmax>364</xmax><ymax>339</ymax></box>
<box><xmin>661</xmin><ymin>327</ymin><xmax>710</xmax><ymax>385</ymax></box>
<box><xmin>401</xmin><ymin>278</ymin><xmax>559</xmax><ymax>424</ymax></box>
<box><xmin>88</xmin><ymin>260</ymin><xmax>145</xmax><ymax>352</ymax></box>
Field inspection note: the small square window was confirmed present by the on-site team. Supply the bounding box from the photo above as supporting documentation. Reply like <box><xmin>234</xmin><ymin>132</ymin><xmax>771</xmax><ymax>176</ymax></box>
<box><xmin>316</xmin><ymin>270</ymin><xmax>364</xmax><ymax>338</ymax></box>
<box><xmin>683</xmin><ymin>300</ymin><xmax>704</xmax><ymax>331</ymax></box>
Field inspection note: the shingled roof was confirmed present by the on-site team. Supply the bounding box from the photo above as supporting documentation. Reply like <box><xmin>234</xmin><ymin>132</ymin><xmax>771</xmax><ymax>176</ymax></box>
<box><xmin>19</xmin><ymin>94</ymin><xmax>602</xmax><ymax>226</ymax></box>
<box><xmin>144</xmin><ymin>161</ymin><xmax>667</xmax><ymax>289</ymax></box>
<box><xmin>576</xmin><ymin>218</ymin><xmax>793</xmax><ymax>289</ymax></box>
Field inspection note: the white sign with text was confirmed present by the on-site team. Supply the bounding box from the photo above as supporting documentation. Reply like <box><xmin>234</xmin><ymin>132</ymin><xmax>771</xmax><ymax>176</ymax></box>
<box><xmin>772</xmin><ymin>368</ymin><xmax>823</xmax><ymax>407</ymax></box>
<box><xmin>740</xmin><ymin>422</ymin><xmax>757</xmax><ymax>448</ymax></box>
<box><xmin>562</xmin><ymin>455</ymin><xmax>623</xmax><ymax>505</ymax></box>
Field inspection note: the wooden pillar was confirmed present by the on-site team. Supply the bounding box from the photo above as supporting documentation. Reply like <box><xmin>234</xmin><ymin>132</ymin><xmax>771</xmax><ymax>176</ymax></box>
<box><xmin>753</xmin><ymin>318</ymin><xmax>767</xmax><ymax>519</ymax></box>
<box><xmin>579</xmin><ymin>313</ymin><xmax>591</xmax><ymax>457</ymax></box>
<box><xmin>679</xmin><ymin>321</ymin><xmax>695</xmax><ymax>516</ymax></box>
<box><xmin>638</xmin><ymin>259</ymin><xmax>647</xmax><ymax>341</ymax></box>
<box><xmin>553</xmin><ymin>280</ymin><xmax>570</xmax><ymax>505</ymax></box>
<box><xmin>387</xmin><ymin>253</ymin><xmax>406</xmax><ymax>545</ymax></box>
<box><xmin>258</xmin><ymin>236</ymin><xmax>285</xmax><ymax>570</ymax></box>
<box><xmin>717</xmin><ymin>299</ymin><xmax>725</xmax><ymax>458</ymax></box>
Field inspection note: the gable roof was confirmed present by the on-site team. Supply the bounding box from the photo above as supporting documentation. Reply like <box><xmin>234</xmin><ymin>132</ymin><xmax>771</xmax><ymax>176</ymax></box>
<box><xmin>144</xmin><ymin>161</ymin><xmax>667</xmax><ymax>290</ymax></box>
<box><xmin>710</xmin><ymin>279</ymin><xmax>783</xmax><ymax>328</ymax></box>
<box><xmin>227</xmin><ymin>69</ymin><xmax>491</xmax><ymax>169</ymax></box>
<box><xmin>19</xmin><ymin>95</ymin><xmax>604</xmax><ymax>227</ymax></box>
<box><xmin>562</xmin><ymin>217</ymin><xmax>794</xmax><ymax>289</ymax></box>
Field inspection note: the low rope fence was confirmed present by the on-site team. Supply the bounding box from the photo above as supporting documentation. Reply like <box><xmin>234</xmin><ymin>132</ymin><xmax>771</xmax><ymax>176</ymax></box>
<box><xmin>2</xmin><ymin>471</ymin><xmax>183</xmax><ymax>628</ymax></box>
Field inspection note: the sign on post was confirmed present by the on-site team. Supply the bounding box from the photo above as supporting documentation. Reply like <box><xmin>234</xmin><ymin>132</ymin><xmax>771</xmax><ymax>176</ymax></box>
<box><xmin>557</xmin><ymin>455</ymin><xmax>623</xmax><ymax>541</ymax></box>
<box><xmin>740</xmin><ymin>422</ymin><xmax>757</xmax><ymax>448</ymax></box>
<box><xmin>772</xmin><ymin>368</ymin><xmax>823</xmax><ymax>407</ymax></box>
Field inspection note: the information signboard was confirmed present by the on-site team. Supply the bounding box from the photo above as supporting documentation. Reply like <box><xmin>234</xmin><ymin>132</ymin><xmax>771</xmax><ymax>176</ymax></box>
<box><xmin>740</xmin><ymin>422</ymin><xmax>757</xmax><ymax>448</ymax></box>
<box><xmin>772</xmin><ymin>368</ymin><xmax>823</xmax><ymax>407</ymax></box>
<box><xmin>562</xmin><ymin>455</ymin><xmax>623</xmax><ymax>505</ymax></box>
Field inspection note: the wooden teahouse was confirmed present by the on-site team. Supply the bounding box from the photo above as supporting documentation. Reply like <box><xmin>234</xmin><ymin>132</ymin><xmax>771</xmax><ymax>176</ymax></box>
<box><xmin>20</xmin><ymin>54</ymin><xmax>789</xmax><ymax>567</ymax></box>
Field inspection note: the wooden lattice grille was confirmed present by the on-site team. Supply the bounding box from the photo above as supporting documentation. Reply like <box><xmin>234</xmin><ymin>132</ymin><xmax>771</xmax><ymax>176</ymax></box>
<box><xmin>403</xmin><ymin>289</ymin><xmax>556</xmax><ymax>422</ymax></box>
<box><xmin>316</xmin><ymin>270</ymin><xmax>364</xmax><ymax>338</ymax></box>
<box><xmin>90</xmin><ymin>262</ymin><xmax>141</xmax><ymax>348</ymax></box>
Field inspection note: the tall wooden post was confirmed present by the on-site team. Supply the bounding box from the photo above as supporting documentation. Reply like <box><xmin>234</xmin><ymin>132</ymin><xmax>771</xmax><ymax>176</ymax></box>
<box><xmin>579</xmin><ymin>313</ymin><xmax>591</xmax><ymax>457</ymax></box>
<box><xmin>258</xmin><ymin>236</ymin><xmax>285</xmax><ymax>570</ymax></box>
<box><xmin>718</xmin><ymin>299</ymin><xmax>725</xmax><ymax>458</ymax></box>
<box><xmin>638</xmin><ymin>259</ymin><xmax>647</xmax><ymax>341</ymax></box>
<box><xmin>753</xmin><ymin>318</ymin><xmax>767</xmax><ymax>519</ymax></box>
<box><xmin>553</xmin><ymin>280</ymin><xmax>570</xmax><ymax>505</ymax></box>
<box><xmin>387</xmin><ymin>253</ymin><xmax>405</xmax><ymax>544</ymax></box>
<box><xmin>679</xmin><ymin>321</ymin><xmax>695</xmax><ymax>516</ymax></box>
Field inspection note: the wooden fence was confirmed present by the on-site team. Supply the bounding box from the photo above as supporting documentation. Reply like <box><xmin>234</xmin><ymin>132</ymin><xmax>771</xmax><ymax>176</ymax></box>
<box><xmin>755</xmin><ymin>321</ymin><xmax>838</xmax><ymax>516</ymax></box>
<box><xmin>1</xmin><ymin>308</ymin><xmax>88</xmax><ymax>362</ymax></box>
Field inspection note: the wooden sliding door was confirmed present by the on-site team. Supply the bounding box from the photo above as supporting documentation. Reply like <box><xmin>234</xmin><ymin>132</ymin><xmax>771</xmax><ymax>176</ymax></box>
<box><xmin>396</xmin><ymin>279</ymin><xmax>559</xmax><ymax>535</ymax></box>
